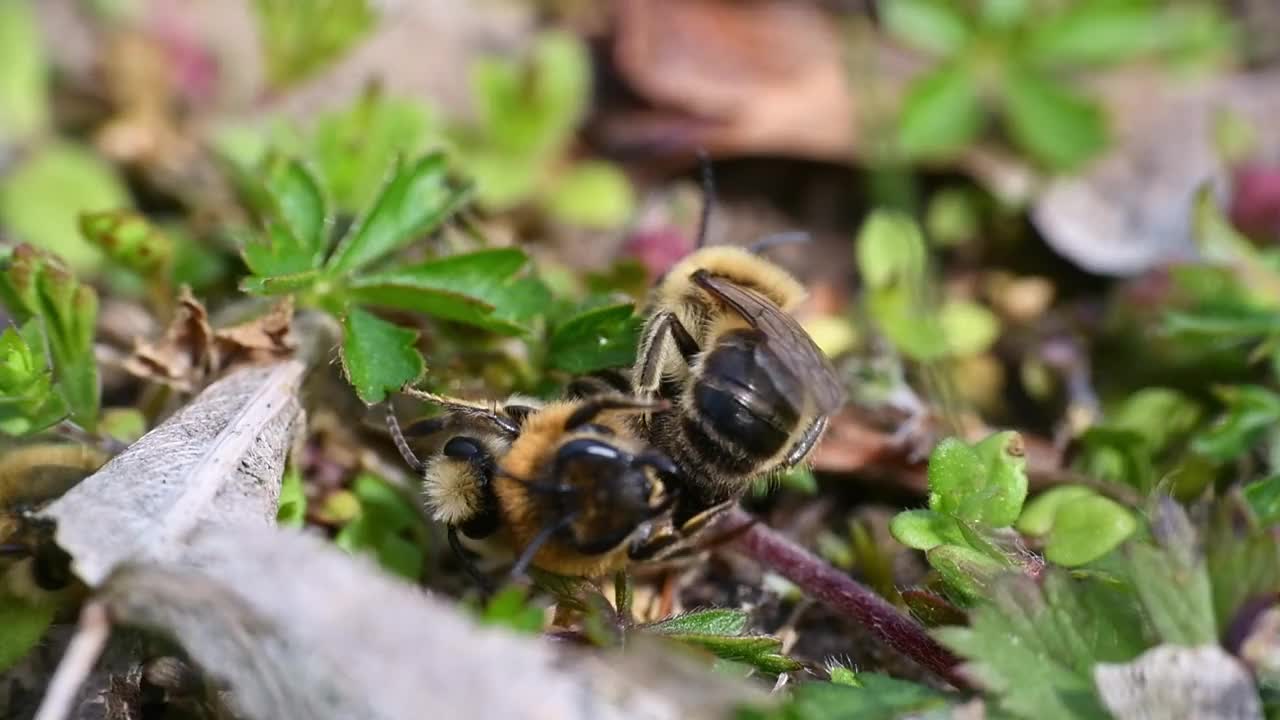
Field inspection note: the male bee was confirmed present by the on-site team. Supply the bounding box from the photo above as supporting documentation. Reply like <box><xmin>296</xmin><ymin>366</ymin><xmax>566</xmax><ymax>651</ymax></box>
<box><xmin>388</xmin><ymin>391</ymin><xmax>683</xmax><ymax>580</ymax></box>
<box><xmin>631</xmin><ymin>158</ymin><xmax>847</xmax><ymax>527</ymax></box>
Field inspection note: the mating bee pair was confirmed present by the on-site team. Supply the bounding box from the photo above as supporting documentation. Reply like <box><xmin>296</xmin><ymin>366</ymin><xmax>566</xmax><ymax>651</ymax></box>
<box><xmin>388</xmin><ymin>167</ymin><xmax>847</xmax><ymax>583</ymax></box>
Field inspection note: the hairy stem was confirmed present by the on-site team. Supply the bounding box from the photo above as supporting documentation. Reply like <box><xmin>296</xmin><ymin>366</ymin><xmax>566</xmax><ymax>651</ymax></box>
<box><xmin>722</xmin><ymin>507</ymin><xmax>970</xmax><ymax>689</ymax></box>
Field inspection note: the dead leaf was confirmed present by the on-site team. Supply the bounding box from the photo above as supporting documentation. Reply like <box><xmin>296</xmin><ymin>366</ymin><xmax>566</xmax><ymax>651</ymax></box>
<box><xmin>40</xmin><ymin>360</ymin><xmax>306</xmax><ymax>587</ymax></box>
<box><xmin>122</xmin><ymin>290</ymin><xmax>294</xmax><ymax>392</ymax></box>
<box><xmin>1094</xmin><ymin>645</ymin><xmax>1263</xmax><ymax>720</ymax></box>
<box><xmin>46</xmin><ymin>524</ymin><xmax>757</xmax><ymax>720</ymax></box>
<box><xmin>121</xmin><ymin>287</ymin><xmax>215</xmax><ymax>393</ymax></box>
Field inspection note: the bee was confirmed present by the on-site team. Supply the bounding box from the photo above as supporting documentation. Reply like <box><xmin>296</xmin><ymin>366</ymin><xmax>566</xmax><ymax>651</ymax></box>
<box><xmin>388</xmin><ymin>390</ymin><xmax>683</xmax><ymax>580</ymax></box>
<box><xmin>631</xmin><ymin>158</ymin><xmax>847</xmax><ymax>527</ymax></box>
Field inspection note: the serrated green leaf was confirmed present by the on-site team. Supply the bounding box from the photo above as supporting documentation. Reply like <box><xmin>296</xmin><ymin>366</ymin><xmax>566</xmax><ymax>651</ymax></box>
<box><xmin>880</xmin><ymin>0</ymin><xmax>972</xmax><ymax>56</ymax></box>
<box><xmin>1002</xmin><ymin>67</ymin><xmax>1106</xmax><ymax>171</ymax></box>
<box><xmin>348</xmin><ymin>248</ymin><xmax>542</xmax><ymax>335</ymax></box>
<box><xmin>1207</xmin><ymin>503</ymin><xmax>1280</xmax><ymax>628</ymax></box>
<box><xmin>1023</xmin><ymin>1</ymin><xmax>1161</xmax><ymax>66</ymax></box>
<box><xmin>340</xmin><ymin>307</ymin><xmax>425</xmax><ymax>405</ymax></box>
<box><xmin>0</xmin><ymin>595</ymin><xmax>56</xmax><ymax>672</ymax></box>
<box><xmin>938</xmin><ymin>572</ymin><xmax>1148</xmax><ymax>720</ymax></box>
<box><xmin>326</xmin><ymin>153</ymin><xmax>471</xmax><ymax>275</ymax></box>
<box><xmin>0</xmin><ymin>0</ymin><xmax>49</xmax><ymax>142</ymax></box>
<box><xmin>648</xmin><ymin>608</ymin><xmax>750</xmax><ymax>636</ymax></box>
<box><xmin>546</xmin><ymin>301</ymin><xmax>641</xmax><ymax>374</ymax></box>
<box><xmin>1044</xmin><ymin>494</ymin><xmax>1137</xmax><ymax>568</ymax></box>
<box><xmin>0</xmin><ymin>142</ymin><xmax>130</xmax><ymax>273</ymax></box>
<box><xmin>309</xmin><ymin>92</ymin><xmax>439</xmax><ymax>214</ymax></box>
<box><xmin>1126</xmin><ymin>543</ymin><xmax>1216</xmax><ymax>645</ymax></box>
<box><xmin>544</xmin><ymin>161</ymin><xmax>634</xmax><ymax>229</ymax></box>
<box><xmin>262</xmin><ymin>155</ymin><xmax>327</xmax><ymax>264</ymax></box>
<box><xmin>897</xmin><ymin>62</ymin><xmax>984</xmax><ymax>159</ymax></box>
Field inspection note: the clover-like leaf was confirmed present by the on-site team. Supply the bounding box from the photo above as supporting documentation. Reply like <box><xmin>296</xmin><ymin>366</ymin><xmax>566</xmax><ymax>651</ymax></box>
<box><xmin>546</xmin><ymin>301</ymin><xmax>642</xmax><ymax>374</ymax></box>
<box><xmin>326</xmin><ymin>153</ymin><xmax>471</xmax><ymax>275</ymax></box>
<box><xmin>340</xmin><ymin>307</ymin><xmax>425</xmax><ymax>405</ymax></box>
<box><xmin>897</xmin><ymin>62</ymin><xmax>984</xmax><ymax>160</ymax></box>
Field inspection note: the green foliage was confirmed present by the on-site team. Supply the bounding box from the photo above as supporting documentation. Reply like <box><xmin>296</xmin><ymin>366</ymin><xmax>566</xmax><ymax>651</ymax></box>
<box><xmin>478</xmin><ymin>585</ymin><xmax>546</xmax><ymax>635</ymax></box>
<box><xmin>79</xmin><ymin>210</ymin><xmax>173</xmax><ymax>277</ymax></box>
<box><xmin>340</xmin><ymin>308</ymin><xmax>425</xmax><ymax>405</ymax></box>
<box><xmin>1192</xmin><ymin>385</ymin><xmax>1280</xmax><ymax>463</ymax></box>
<box><xmin>883</xmin><ymin>0</ymin><xmax>1231</xmax><ymax>170</ymax></box>
<box><xmin>739</xmin><ymin>672</ymin><xmax>951</xmax><ymax>720</ymax></box>
<box><xmin>1017</xmin><ymin>485</ymin><xmax>1137</xmax><ymax>567</ymax></box>
<box><xmin>0</xmin><ymin>594</ymin><xmax>56</xmax><ymax>672</ymax></box>
<box><xmin>856</xmin><ymin>211</ymin><xmax>1000</xmax><ymax>362</ymax></box>
<box><xmin>0</xmin><ymin>321</ymin><xmax>67</xmax><ymax>435</ymax></box>
<box><xmin>0</xmin><ymin>142</ymin><xmax>131</xmax><ymax>273</ymax></box>
<box><xmin>253</xmin><ymin>0</ymin><xmax>375</xmax><ymax>89</ymax></box>
<box><xmin>643</xmin><ymin>609</ymin><xmax>801</xmax><ymax>674</ymax></box>
<box><xmin>0</xmin><ymin>245</ymin><xmax>100</xmax><ymax>431</ymax></box>
<box><xmin>335</xmin><ymin>474</ymin><xmax>426</xmax><ymax>581</ymax></box>
<box><xmin>0</xmin><ymin>0</ymin><xmax>48</xmax><ymax>143</ymax></box>
<box><xmin>277</xmin><ymin>465</ymin><xmax>307</xmax><ymax>528</ymax></box>
<box><xmin>545</xmin><ymin>301</ymin><xmax>642</xmax><ymax>374</ymax></box>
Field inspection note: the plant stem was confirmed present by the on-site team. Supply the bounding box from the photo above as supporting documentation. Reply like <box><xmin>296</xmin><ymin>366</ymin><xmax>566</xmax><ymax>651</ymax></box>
<box><xmin>722</xmin><ymin>507</ymin><xmax>971</xmax><ymax>690</ymax></box>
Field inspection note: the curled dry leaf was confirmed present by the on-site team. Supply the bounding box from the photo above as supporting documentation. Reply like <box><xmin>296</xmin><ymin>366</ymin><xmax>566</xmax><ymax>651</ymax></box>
<box><xmin>82</xmin><ymin>524</ymin><xmax>758</xmax><ymax>720</ymax></box>
<box><xmin>122</xmin><ymin>289</ymin><xmax>294</xmax><ymax>392</ymax></box>
<box><xmin>1094</xmin><ymin>645</ymin><xmax>1263</xmax><ymax>720</ymax></box>
<box><xmin>40</xmin><ymin>360</ymin><xmax>305</xmax><ymax>587</ymax></box>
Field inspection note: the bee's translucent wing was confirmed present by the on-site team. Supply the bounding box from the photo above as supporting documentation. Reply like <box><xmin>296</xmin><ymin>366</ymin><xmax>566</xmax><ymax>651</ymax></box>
<box><xmin>691</xmin><ymin>270</ymin><xmax>846</xmax><ymax>414</ymax></box>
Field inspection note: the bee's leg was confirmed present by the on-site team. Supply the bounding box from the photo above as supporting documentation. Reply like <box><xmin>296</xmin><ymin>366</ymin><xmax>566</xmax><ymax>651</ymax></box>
<box><xmin>627</xmin><ymin>528</ymin><xmax>681</xmax><ymax>562</ymax></box>
<box><xmin>448</xmin><ymin>526</ymin><xmax>495</xmax><ymax>594</ymax></box>
<box><xmin>635</xmin><ymin>312</ymin><xmax>701</xmax><ymax>398</ymax></box>
<box><xmin>781</xmin><ymin>414</ymin><xmax>829</xmax><ymax>468</ymax></box>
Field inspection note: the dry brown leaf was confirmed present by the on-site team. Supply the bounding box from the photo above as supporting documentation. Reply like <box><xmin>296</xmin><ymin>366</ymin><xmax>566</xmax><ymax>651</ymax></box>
<box><xmin>213</xmin><ymin>295</ymin><xmax>296</xmax><ymax>365</ymax></box>
<box><xmin>121</xmin><ymin>287</ymin><xmax>215</xmax><ymax>393</ymax></box>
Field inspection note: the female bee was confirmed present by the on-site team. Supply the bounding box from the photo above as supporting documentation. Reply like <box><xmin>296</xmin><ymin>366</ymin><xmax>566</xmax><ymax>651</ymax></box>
<box><xmin>631</xmin><ymin>159</ymin><xmax>847</xmax><ymax>527</ymax></box>
<box><xmin>388</xmin><ymin>391</ymin><xmax>683</xmax><ymax>580</ymax></box>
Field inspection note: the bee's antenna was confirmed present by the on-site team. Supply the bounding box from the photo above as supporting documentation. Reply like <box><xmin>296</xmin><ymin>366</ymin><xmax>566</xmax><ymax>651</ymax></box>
<box><xmin>694</xmin><ymin>148</ymin><xmax>714</xmax><ymax>250</ymax></box>
<box><xmin>508</xmin><ymin>514</ymin><xmax>576</xmax><ymax>579</ymax></box>
<box><xmin>385</xmin><ymin>404</ymin><xmax>426</xmax><ymax>475</ymax></box>
<box><xmin>401</xmin><ymin>387</ymin><xmax>521</xmax><ymax>437</ymax></box>
<box><xmin>748</xmin><ymin>231</ymin><xmax>811</xmax><ymax>256</ymax></box>
<box><xmin>564</xmin><ymin>397</ymin><xmax>670</xmax><ymax>431</ymax></box>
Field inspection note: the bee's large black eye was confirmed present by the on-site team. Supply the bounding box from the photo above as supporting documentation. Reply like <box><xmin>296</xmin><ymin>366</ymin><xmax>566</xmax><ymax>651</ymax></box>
<box><xmin>443</xmin><ymin>436</ymin><xmax>484</xmax><ymax>460</ymax></box>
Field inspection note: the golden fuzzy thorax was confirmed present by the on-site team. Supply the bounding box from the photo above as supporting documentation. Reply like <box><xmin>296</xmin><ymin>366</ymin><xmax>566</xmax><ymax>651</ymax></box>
<box><xmin>654</xmin><ymin>246</ymin><xmax>808</xmax><ymax>335</ymax></box>
<box><xmin>494</xmin><ymin>403</ymin><xmax>649</xmax><ymax>577</ymax></box>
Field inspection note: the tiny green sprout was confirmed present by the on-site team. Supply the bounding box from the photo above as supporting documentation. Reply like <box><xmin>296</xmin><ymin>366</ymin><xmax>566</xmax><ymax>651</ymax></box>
<box><xmin>927</xmin><ymin>544</ymin><xmax>1004</xmax><ymax>603</ymax></box>
<box><xmin>929</xmin><ymin>431</ymin><xmax>1028</xmax><ymax>527</ymax></box>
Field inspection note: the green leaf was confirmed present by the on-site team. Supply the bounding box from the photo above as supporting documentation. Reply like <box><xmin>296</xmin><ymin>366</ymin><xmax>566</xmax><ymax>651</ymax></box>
<box><xmin>1023</xmin><ymin>1</ymin><xmax>1162</xmax><ymax>66</ymax></box>
<box><xmin>1207</xmin><ymin>502</ymin><xmax>1280</xmax><ymax>629</ymax></box>
<box><xmin>1017</xmin><ymin>485</ymin><xmax>1096</xmax><ymax>537</ymax></box>
<box><xmin>546</xmin><ymin>301</ymin><xmax>642</xmax><ymax>374</ymax></box>
<box><xmin>79</xmin><ymin>210</ymin><xmax>172</xmax><ymax>276</ymax></box>
<box><xmin>544</xmin><ymin>161</ymin><xmax>635</xmax><ymax>229</ymax></box>
<box><xmin>1125</xmin><ymin>501</ymin><xmax>1216</xmax><ymax>646</ymax></box>
<box><xmin>936</xmin><ymin>300</ymin><xmax>1000</xmax><ymax>356</ymax></box>
<box><xmin>889</xmin><ymin>509</ymin><xmax>963</xmax><ymax>551</ymax></box>
<box><xmin>334</xmin><ymin>473</ymin><xmax>425</xmax><ymax>580</ymax></box>
<box><xmin>478</xmin><ymin>585</ymin><xmax>546</xmax><ymax>635</ymax></box>
<box><xmin>472</xmin><ymin>31</ymin><xmax>588</xmax><ymax>160</ymax></box>
<box><xmin>0</xmin><ymin>142</ymin><xmax>131</xmax><ymax>273</ymax></box>
<box><xmin>1192</xmin><ymin>385</ymin><xmax>1280</xmax><ymax>462</ymax></box>
<box><xmin>277</xmin><ymin>465</ymin><xmax>307</xmax><ymax>528</ymax></box>
<box><xmin>897</xmin><ymin>62</ymin><xmax>985</xmax><ymax>159</ymax></box>
<box><xmin>1106</xmin><ymin>387</ymin><xmax>1203</xmax><ymax>455</ymax></box>
<box><xmin>308</xmin><ymin>92</ymin><xmax>439</xmax><ymax>214</ymax></box>
<box><xmin>647</xmin><ymin>608</ymin><xmax>750</xmax><ymax>636</ymax></box>
<box><xmin>927</xmin><ymin>543</ymin><xmax>1005</xmax><ymax>602</ymax></box>
<box><xmin>348</xmin><ymin>248</ymin><xmax>543</xmax><ymax>335</ymax></box>
<box><xmin>742</xmin><ymin>672</ymin><xmax>950</xmax><ymax>719</ymax></box>
<box><xmin>1001</xmin><ymin>67</ymin><xmax>1106</xmax><ymax>171</ymax></box>
<box><xmin>979</xmin><ymin>0</ymin><xmax>1029</xmax><ymax>29</ymax></box>
<box><xmin>0</xmin><ymin>321</ymin><xmax>67</xmax><ymax>436</ymax></box>
<box><xmin>99</xmin><ymin>407</ymin><xmax>146</xmax><ymax>444</ymax></box>
<box><xmin>937</xmin><ymin>572</ymin><xmax>1148</xmax><ymax>720</ymax></box>
<box><xmin>262</xmin><ymin>155</ymin><xmax>327</xmax><ymax>264</ymax></box>
<box><xmin>880</xmin><ymin>0</ymin><xmax>972</xmax><ymax>57</ymax></box>
<box><xmin>855</xmin><ymin>210</ymin><xmax>927</xmax><ymax>290</ymax></box>
<box><xmin>340</xmin><ymin>307</ymin><xmax>425</xmax><ymax>405</ymax></box>
<box><xmin>927</xmin><ymin>431</ymin><xmax>1027</xmax><ymax>527</ymax></box>
<box><xmin>646</xmin><ymin>608</ymin><xmax>799</xmax><ymax>674</ymax></box>
<box><xmin>0</xmin><ymin>0</ymin><xmax>49</xmax><ymax>142</ymax></box>
<box><xmin>253</xmin><ymin>0</ymin><xmax>375</xmax><ymax>88</ymax></box>
<box><xmin>325</xmin><ymin>153</ymin><xmax>471</xmax><ymax>275</ymax></box>
<box><xmin>1244</xmin><ymin>476</ymin><xmax>1280</xmax><ymax>526</ymax></box>
<box><xmin>1043</xmin><ymin>494</ymin><xmax>1137</xmax><ymax>568</ymax></box>
<box><xmin>0</xmin><ymin>594</ymin><xmax>56</xmax><ymax>672</ymax></box>
<box><xmin>1190</xmin><ymin>183</ymin><xmax>1280</xmax><ymax>306</ymax></box>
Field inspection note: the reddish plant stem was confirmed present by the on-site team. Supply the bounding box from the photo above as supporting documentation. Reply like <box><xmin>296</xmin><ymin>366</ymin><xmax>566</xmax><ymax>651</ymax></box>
<box><xmin>723</xmin><ymin>507</ymin><xmax>971</xmax><ymax>690</ymax></box>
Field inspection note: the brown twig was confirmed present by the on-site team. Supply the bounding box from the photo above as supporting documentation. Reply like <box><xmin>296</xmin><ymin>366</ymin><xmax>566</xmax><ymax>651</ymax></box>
<box><xmin>721</xmin><ymin>507</ymin><xmax>971</xmax><ymax>690</ymax></box>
